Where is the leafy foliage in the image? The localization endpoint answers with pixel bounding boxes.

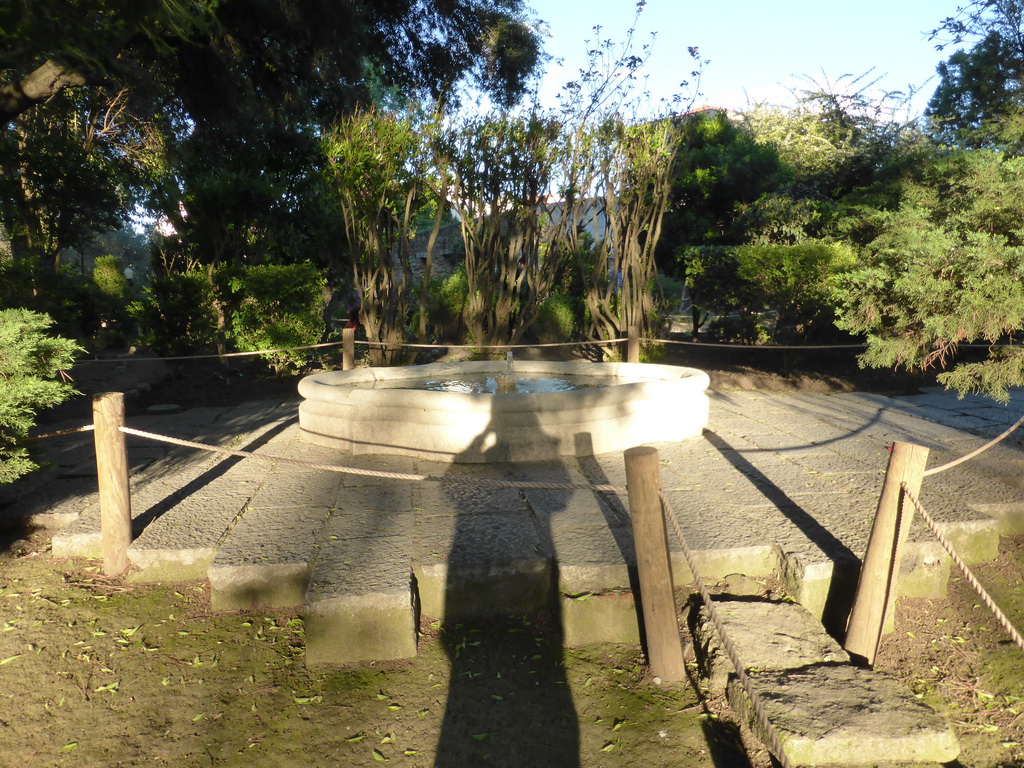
[659,110,786,257]
[226,263,327,374]
[733,241,856,342]
[685,242,854,343]
[0,309,81,484]
[420,268,470,345]
[0,260,99,340]
[927,0,1024,149]
[324,107,429,364]
[128,270,217,356]
[532,292,579,344]
[445,110,566,348]
[91,255,128,300]
[832,150,1024,401]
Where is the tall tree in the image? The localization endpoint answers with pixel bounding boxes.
[324,107,426,365]
[927,0,1024,148]
[659,109,786,257]
[0,0,215,123]
[2,0,544,274]
[445,111,566,349]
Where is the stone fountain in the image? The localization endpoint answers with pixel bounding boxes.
[297,358,710,463]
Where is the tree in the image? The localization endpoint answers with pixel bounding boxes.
[226,263,327,374]
[0,309,81,484]
[745,72,908,202]
[927,0,1024,148]
[324,107,428,365]
[445,111,566,349]
[0,86,138,271]
[2,0,544,346]
[659,109,786,255]
[550,10,696,351]
[561,113,680,346]
[0,0,216,123]
[832,148,1024,402]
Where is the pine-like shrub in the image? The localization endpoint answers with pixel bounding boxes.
[0,309,82,484]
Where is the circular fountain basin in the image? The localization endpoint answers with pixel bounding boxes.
[298,360,710,463]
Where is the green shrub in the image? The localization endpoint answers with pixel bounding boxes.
[732,241,856,342]
[225,262,327,374]
[532,292,578,343]
[703,313,772,345]
[423,267,469,343]
[91,255,128,299]
[128,271,218,356]
[89,255,133,348]
[0,261,98,341]
[0,309,82,484]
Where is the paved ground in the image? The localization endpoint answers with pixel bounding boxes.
[5,384,1024,765]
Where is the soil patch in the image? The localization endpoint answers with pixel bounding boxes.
[0,536,754,767]
[876,536,1024,768]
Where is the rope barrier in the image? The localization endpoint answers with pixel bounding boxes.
[74,341,346,365]
[651,338,866,350]
[26,424,95,440]
[68,333,872,367]
[658,490,793,768]
[117,426,625,493]
[901,484,1024,654]
[72,336,623,365]
[357,338,625,350]
[924,411,1024,476]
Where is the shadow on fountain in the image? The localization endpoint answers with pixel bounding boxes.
[433,409,580,768]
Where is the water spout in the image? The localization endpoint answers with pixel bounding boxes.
[496,351,518,393]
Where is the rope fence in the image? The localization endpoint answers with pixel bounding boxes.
[660,489,794,768]
[117,426,624,493]
[27,424,95,441]
[359,337,625,350]
[924,411,1024,477]
[901,484,1024,654]
[68,331,879,366]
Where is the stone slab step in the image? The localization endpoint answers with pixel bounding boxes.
[208,500,333,610]
[304,515,416,665]
[692,599,960,766]
[730,666,961,766]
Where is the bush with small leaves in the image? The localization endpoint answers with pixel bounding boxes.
[0,309,82,484]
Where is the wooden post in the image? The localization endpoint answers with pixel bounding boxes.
[93,392,132,577]
[342,326,355,371]
[844,441,930,665]
[625,446,685,681]
[626,325,640,364]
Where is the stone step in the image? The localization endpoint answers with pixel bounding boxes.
[691,599,961,766]
[304,516,417,665]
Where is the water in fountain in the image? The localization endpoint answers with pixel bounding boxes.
[372,352,603,394]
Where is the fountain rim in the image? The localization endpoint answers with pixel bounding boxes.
[298,360,709,412]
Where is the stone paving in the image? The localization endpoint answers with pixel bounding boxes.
[6,384,1024,766]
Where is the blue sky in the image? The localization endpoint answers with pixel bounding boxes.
[526,0,965,117]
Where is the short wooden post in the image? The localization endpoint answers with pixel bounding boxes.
[93,392,132,577]
[342,326,355,371]
[625,446,685,681]
[626,325,640,364]
[844,441,930,665]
